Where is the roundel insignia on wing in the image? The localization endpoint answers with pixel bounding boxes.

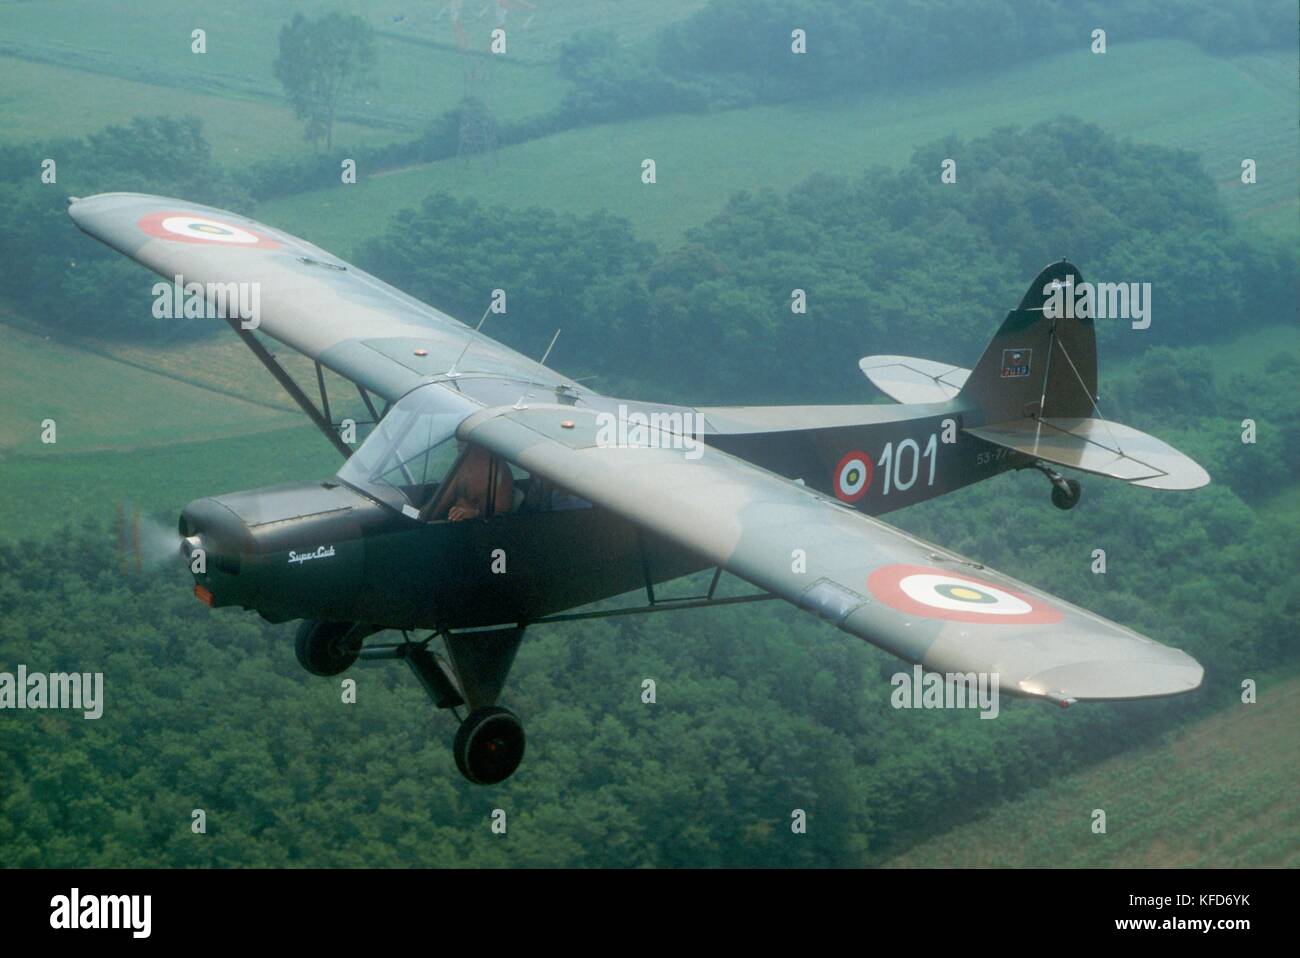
[138,211,280,248]
[833,450,873,503]
[866,564,1063,624]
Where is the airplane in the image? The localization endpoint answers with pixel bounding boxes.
[69,193,1210,785]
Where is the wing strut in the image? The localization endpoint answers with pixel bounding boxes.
[356,384,381,424]
[226,318,353,459]
[533,591,776,624]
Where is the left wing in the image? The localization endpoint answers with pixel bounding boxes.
[68,192,567,403]
[463,403,1203,704]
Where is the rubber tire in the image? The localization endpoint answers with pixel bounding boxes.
[294,620,360,676]
[1051,478,1082,511]
[454,706,526,785]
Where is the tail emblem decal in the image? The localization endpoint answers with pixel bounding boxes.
[1000,348,1032,379]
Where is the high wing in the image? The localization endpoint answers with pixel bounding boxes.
[462,403,1203,704]
[67,192,569,404]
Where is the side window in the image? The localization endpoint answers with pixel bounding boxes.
[424,445,519,522]
[337,384,598,520]
[421,450,600,521]
[515,470,591,514]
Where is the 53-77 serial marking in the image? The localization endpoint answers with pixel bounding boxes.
[975,447,1011,466]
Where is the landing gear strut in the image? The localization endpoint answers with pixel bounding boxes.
[297,623,529,785]
[1028,461,1082,510]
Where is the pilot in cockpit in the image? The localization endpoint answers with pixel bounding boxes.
[444,442,514,521]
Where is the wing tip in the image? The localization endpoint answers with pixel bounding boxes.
[1130,462,1212,491]
[1019,654,1205,702]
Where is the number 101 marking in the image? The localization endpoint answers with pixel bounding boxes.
[878,434,938,494]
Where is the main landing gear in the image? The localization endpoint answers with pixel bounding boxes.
[294,620,527,785]
[453,706,526,786]
[1026,461,1082,510]
[294,620,366,676]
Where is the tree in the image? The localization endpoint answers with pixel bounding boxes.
[272,12,376,150]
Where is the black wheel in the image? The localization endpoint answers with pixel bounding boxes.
[453,706,526,785]
[1051,478,1082,511]
[294,620,361,676]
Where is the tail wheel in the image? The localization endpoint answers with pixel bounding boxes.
[1051,478,1082,511]
[294,620,361,676]
[454,706,526,785]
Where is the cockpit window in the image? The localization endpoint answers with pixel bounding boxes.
[336,384,476,512]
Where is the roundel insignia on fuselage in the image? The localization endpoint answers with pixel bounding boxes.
[866,564,1063,624]
[833,450,873,503]
[138,211,280,249]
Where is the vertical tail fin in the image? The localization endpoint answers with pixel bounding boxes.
[960,260,1097,425]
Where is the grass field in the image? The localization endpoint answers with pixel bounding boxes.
[0,322,343,541]
[88,328,369,421]
[257,40,1299,257]
[0,320,302,454]
[0,55,407,160]
[1105,324,1298,383]
[0,424,341,542]
[886,667,1300,868]
[0,0,580,143]
[366,0,709,63]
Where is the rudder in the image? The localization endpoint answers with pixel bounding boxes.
[960,260,1097,425]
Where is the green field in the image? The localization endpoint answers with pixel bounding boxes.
[3,9,1290,250]
[1105,324,1298,383]
[887,667,1300,868]
[0,54,407,160]
[0,0,580,144]
[0,314,372,541]
[0,321,302,455]
[84,326,368,418]
[0,321,333,540]
[365,0,709,63]
[257,39,1299,256]
[0,421,340,542]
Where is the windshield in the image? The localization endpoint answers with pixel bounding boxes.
[337,383,478,511]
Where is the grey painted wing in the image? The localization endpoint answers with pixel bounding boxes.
[67,192,565,402]
[464,404,1204,704]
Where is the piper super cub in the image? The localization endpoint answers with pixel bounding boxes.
[70,193,1209,785]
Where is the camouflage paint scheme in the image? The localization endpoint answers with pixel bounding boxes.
[70,193,1208,707]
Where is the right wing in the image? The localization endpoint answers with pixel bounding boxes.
[463,403,1204,704]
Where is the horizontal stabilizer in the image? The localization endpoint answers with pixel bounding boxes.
[965,417,1210,490]
[859,355,970,404]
